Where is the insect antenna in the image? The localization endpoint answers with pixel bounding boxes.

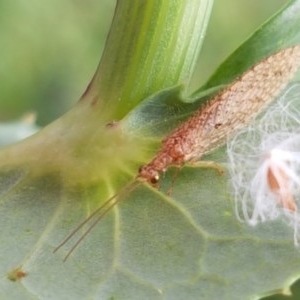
[54,179,141,261]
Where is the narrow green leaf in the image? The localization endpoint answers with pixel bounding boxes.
[198,0,300,92]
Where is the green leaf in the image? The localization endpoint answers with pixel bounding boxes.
[1,1,300,300]
[122,84,223,137]
[198,0,300,93]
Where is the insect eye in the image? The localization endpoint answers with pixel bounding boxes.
[150,175,160,184]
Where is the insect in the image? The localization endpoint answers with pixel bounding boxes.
[55,45,300,260]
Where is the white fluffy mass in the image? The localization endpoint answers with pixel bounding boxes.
[227,83,300,246]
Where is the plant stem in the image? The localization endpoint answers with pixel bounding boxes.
[81,0,213,120]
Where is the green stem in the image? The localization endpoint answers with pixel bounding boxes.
[82,0,213,119]
[0,0,214,186]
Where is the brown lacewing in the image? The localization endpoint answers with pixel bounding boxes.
[54,45,300,260]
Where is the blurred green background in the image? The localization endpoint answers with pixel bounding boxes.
[0,0,288,126]
[1,0,299,299]
[0,0,115,125]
